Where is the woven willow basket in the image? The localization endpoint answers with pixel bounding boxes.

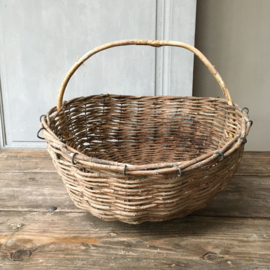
[40,40,252,224]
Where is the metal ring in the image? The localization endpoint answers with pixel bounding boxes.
[37,127,46,140]
[214,151,224,161]
[172,165,182,177]
[241,107,249,114]
[40,114,46,122]
[123,165,127,176]
[71,153,78,165]
[245,120,253,127]
[237,136,247,144]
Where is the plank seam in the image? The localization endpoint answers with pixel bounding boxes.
[0,209,270,220]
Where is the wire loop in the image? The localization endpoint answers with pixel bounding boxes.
[241,107,249,114]
[214,151,224,161]
[40,114,46,122]
[37,127,46,140]
[172,165,182,177]
[237,136,247,144]
[245,120,253,127]
[71,153,78,165]
[123,165,128,176]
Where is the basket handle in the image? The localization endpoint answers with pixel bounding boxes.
[57,39,233,110]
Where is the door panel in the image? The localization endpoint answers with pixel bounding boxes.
[0,0,196,148]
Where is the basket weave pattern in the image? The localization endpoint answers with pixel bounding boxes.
[41,40,251,224]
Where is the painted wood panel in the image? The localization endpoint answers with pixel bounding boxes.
[0,0,196,148]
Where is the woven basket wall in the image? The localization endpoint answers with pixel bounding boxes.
[40,40,252,224]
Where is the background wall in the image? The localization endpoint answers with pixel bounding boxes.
[193,0,270,151]
[0,0,197,149]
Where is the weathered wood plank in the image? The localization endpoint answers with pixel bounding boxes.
[0,172,78,212]
[0,150,54,173]
[0,150,269,269]
[1,212,270,270]
[235,152,270,176]
[1,150,270,176]
[0,150,50,159]
[194,176,270,218]
[0,172,269,218]
[0,159,55,173]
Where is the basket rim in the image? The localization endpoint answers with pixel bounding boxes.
[41,95,251,176]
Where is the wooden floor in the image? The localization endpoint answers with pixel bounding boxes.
[0,150,270,270]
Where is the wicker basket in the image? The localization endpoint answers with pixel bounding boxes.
[39,40,252,224]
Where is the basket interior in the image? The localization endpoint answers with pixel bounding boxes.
[48,95,242,165]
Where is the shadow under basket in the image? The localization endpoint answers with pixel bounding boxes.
[39,40,252,224]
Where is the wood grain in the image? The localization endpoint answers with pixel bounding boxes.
[0,151,269,218]
[0,150,54,173]
[1,212,270,270]
[0,150,269,269]
[0,172,78,212]
[194,175,270,218]
[236,152,270,176]
[0,172,270,219]
[0,150,51,159]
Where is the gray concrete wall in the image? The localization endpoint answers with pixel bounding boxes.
[193,0,270,151]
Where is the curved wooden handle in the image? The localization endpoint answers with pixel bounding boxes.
[57,39,233,110]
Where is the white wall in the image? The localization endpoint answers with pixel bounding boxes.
[0,0,197,149]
